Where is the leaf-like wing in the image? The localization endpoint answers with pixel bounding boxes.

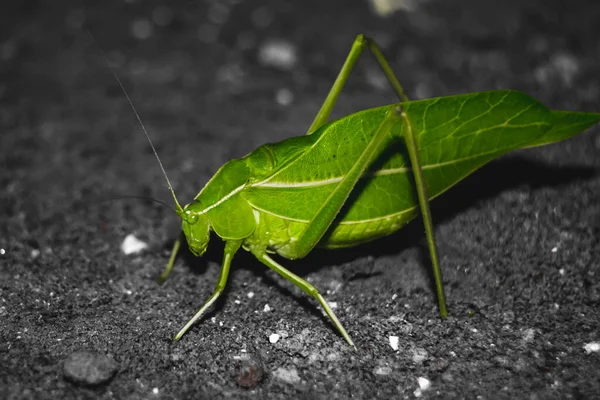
[524,110,600,148]
[243,91,599,227]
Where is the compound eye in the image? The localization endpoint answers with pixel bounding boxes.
[187,213,199,224]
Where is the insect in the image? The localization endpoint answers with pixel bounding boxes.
[110,34,599,348]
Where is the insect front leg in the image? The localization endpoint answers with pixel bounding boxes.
[173,240,242,342]
[157,232,184,284]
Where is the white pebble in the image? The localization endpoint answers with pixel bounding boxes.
[152,387,159,394]
[247,291,255,299]
[263,303,271,312]
[121,234,148,255]
[389,335,399,351]
[418,376,431,391]
[0,248,5,255]
[269,333,281,344]
[584,342,600,354]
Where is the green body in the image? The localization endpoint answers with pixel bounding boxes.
[153,35,599,347]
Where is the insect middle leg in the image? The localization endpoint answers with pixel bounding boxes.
[248,108,403,346]
[255,252,356,349]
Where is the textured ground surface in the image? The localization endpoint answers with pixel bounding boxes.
[2,0,600,398]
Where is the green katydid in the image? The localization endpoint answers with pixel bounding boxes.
[114,34,599,348]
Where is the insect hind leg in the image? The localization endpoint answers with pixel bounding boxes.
[306,34,410,134]
[311,34,447,319]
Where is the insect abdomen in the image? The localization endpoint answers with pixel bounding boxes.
[321,207,418,248]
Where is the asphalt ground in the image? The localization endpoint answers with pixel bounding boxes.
[1,0,599,398]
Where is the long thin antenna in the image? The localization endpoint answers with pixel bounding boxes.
[99,195,177,212]
[85,29,184,214]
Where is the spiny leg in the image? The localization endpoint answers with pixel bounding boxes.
[306,34,447,319]
[306,34,409,134]
[157,233,183,284]
[173,240,242,342]
[256,252,356,350]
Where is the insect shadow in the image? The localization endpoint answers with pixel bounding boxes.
[173,153,595,321]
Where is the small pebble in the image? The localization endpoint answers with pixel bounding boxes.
[412,347,428,363]
[63,352,117,386]
[269,333,281,344]
[584,342,600,354]
[418,376,431,391]
[522,328,535,343]
[237,358,264,388]
[431,358,449,372]
[374,366,392,375]
[389,335,399,351]
[272,367,301,384]
[121,234,148,255]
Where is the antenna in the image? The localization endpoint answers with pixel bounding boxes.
[85,29,184,214]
